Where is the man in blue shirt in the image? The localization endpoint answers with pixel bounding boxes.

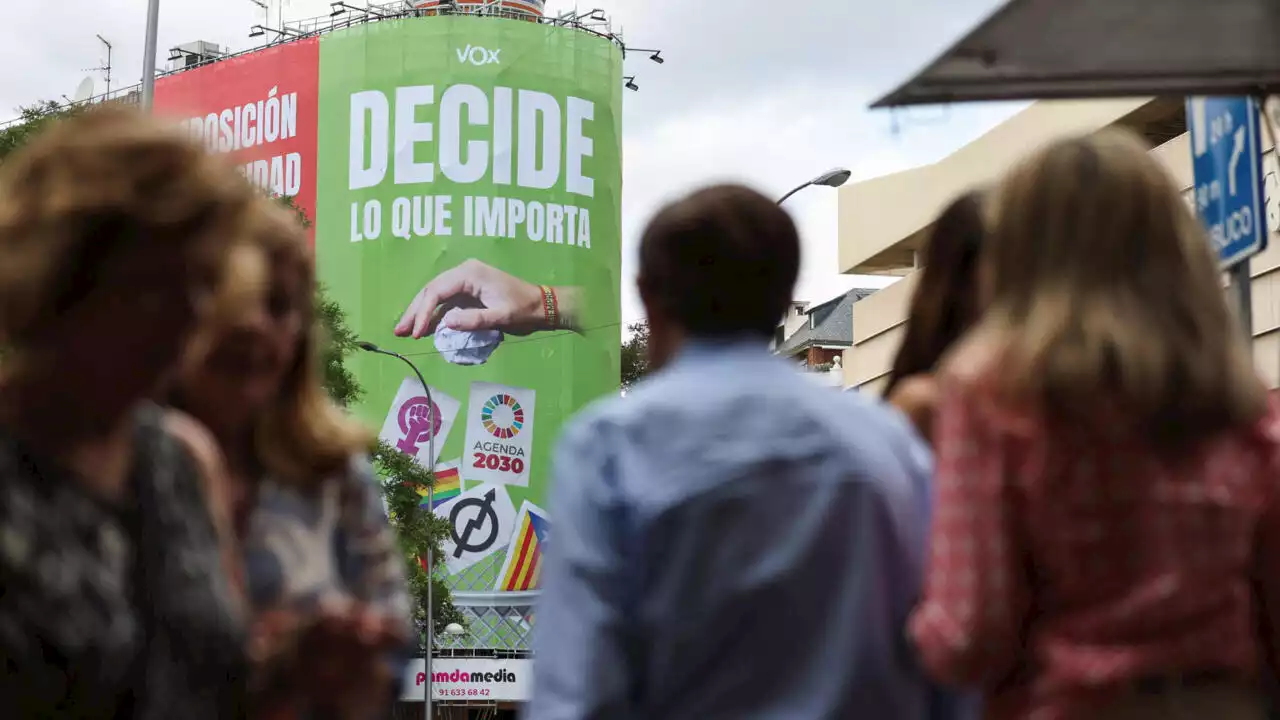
[527,185,974,720]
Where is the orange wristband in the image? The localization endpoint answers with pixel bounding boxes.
[540,285,560,329]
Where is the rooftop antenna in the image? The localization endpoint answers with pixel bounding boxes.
[276,0,297,30]
[247,0,269,25]
[90,35,113,97]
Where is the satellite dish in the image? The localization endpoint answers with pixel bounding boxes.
[73,77,95,103]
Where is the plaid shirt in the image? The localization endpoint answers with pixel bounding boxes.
[909,380,1280,720]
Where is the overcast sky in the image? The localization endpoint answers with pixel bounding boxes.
[0,0,1024,322]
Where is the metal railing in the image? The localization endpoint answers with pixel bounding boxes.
[435,548,539,653]
[283,1,618,48]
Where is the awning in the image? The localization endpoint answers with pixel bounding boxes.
[873,0,1280,108]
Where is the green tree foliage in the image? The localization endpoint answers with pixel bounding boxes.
[282,195,464,641]
[0,101,74,360]
[371,442,468,637]
[621,320,650,392]
[0,101,70,161]
[275,199,364,410]
[316,291,364,408]
[318,294,466,640]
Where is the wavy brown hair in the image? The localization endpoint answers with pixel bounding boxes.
[969,128,1265,450]
[0,104,258,363]
[252,204,371,486]
[185,203,371,487]
[884,191,986,396]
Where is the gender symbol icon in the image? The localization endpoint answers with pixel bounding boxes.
[378,377,461,469]
[397,396,442,455]
[434,483,517,575]
[450,488,500,558]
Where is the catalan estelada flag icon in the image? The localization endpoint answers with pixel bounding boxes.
[495,501,551,592]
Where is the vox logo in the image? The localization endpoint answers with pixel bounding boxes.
[457,45,501,66]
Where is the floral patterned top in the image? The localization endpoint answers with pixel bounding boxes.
[0,403,249,719]
[242,456,413,715]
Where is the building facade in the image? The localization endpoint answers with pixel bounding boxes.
[839,97,1280,393]
[775,290,873,365]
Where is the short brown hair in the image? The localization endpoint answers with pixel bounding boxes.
[0,104,258,349]
[639,184,799,337]
[972,128,1265,450]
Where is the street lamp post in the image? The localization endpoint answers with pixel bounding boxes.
[358,341,436,720]
[777,168,853,205]
[141,0,161,110]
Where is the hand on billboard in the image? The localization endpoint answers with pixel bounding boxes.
[394,259,582,338]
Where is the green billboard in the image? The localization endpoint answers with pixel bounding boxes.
[316,17,622,592]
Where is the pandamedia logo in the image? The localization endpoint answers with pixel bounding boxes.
[457,45,501,66]
[417,669,519,686]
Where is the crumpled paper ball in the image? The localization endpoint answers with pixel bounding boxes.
[434,308,503,366]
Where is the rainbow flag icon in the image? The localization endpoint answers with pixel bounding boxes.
[414,460,462,510]
[495,501,551,592]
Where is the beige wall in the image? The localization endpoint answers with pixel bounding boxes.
[843,273,915,389]
[839,98,1156,275]
[781,302,809,340]
[839,100,1280,393]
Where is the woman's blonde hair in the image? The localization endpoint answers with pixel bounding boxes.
[0,105,258,355]
[972,127,1266,450]
[244,203,371,486]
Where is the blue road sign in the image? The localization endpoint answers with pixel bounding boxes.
[1186,96,1267,269]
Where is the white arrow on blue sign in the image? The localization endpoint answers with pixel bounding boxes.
[1186,96,1267,269]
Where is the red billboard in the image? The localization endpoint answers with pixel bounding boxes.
[155,38,320,239]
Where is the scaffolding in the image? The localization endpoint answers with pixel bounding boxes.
[0,2,622,131]
[410,0,546,22]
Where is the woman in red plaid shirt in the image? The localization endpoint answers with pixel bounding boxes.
[909,128,1280,720]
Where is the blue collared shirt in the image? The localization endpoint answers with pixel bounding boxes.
[526,339,978,720]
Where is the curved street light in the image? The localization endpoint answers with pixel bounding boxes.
[777,168,853,205]
[357,340,436,720]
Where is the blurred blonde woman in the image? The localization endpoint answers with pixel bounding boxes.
[0,106,258,717]
[909,129,1280,720]
[172,203,411,720]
